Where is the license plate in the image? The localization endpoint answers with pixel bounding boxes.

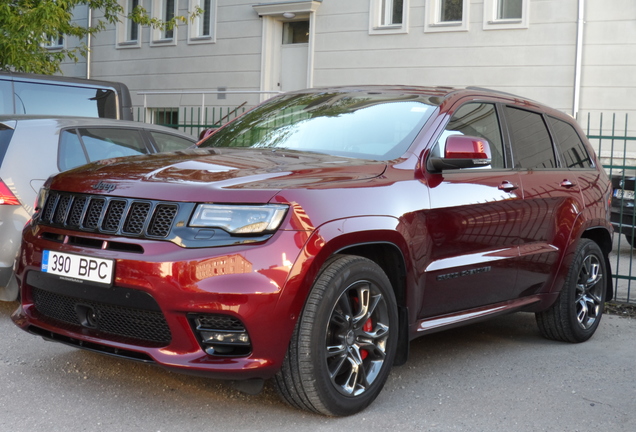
[614,189,635,200]
[41,250,114,285]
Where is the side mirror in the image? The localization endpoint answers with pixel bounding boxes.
[427,135,492,172]
[197,128,218,145]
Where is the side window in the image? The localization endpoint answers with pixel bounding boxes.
[59,130,89,171]
[149,131,194,152]
[505,106,556,169]
[547,116,593,169]
[77,128,149,162]
[433,102,506,169]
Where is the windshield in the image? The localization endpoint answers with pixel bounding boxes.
[199,91,438,160]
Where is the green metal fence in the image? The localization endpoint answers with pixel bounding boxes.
[583,113,636,304]
[135,104,249,137]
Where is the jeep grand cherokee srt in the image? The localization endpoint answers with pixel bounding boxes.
[12,86,613,416]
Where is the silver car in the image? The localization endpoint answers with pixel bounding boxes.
[0,116,196,301]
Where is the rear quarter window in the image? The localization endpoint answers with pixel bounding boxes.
[547,116,593,169]
[149,131,194,152]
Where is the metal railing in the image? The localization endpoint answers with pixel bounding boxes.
[136,105,250,137]
[134,89,282,137]
[583,113,636,304]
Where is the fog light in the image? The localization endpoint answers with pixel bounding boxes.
[189,313,252,357]
[201,331,250,345]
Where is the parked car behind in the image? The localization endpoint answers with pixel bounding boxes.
[12,86,613,416]
[609,170,636,246]
[0,72,133,120]
[0,116,195,301]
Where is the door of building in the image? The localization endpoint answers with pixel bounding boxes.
[280,21,309,92]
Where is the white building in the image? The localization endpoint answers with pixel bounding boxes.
[57,0,636,137]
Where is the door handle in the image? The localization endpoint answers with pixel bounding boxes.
[560,179,576,188]
[498,181,519,192]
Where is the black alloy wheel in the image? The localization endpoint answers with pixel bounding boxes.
[274,255,398,416]
[536,239,607,343]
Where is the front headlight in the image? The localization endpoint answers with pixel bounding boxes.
[189,204,288,234]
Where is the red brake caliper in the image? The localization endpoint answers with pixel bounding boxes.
[360,318,373,360]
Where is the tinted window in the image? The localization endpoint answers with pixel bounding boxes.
[433,103,505,168]
[149,131,194,152]
[547,116,593,169]
[505,107,556,169]
[13,82,117,118]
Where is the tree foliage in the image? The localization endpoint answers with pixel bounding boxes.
[0,0,196,75]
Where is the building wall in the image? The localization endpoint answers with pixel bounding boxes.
[60,0,636,138]
[313,0,578,114]
[579,0,636,137]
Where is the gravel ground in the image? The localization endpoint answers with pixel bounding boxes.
[1,300,635,432]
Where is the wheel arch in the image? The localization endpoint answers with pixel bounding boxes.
[581,226,614,301]
[278,216,413,367]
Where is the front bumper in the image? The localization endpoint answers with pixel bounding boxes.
[12,224,310,380]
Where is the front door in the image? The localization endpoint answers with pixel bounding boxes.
[420,102,525,318]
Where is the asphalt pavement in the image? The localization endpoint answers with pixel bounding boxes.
[1,299,635,432]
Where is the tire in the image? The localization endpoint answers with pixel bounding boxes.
[274,255,398,416]
[536,239,607,343]
[625,233,635,248]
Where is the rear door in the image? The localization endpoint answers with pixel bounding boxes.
[503,106,585,298]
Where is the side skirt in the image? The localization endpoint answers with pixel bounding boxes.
[412,294,552,338]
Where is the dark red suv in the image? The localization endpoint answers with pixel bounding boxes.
[12,86,613,416]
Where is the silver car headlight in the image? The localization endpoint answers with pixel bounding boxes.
[189,204,288,234]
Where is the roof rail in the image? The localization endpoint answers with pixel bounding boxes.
[465,86,539,103]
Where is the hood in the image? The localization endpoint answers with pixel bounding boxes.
[47,148,387,203]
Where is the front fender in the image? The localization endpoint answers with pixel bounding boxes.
[270,216,410,356]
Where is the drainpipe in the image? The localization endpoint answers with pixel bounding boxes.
[86,7,92,79]
[572,0,584,118]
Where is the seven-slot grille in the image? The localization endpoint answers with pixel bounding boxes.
[40,191,179,239]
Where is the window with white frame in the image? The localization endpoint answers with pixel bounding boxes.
[424,0,469,32]
[369,0,409,35]
[483,0,529,30]
[43,35,64,50]
[188,0,217,43]
[116,0,141,48]
[151,0,177,45]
